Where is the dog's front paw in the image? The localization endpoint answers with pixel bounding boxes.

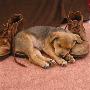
[56,59,67,66]
[65,54,75,63]
[61,60,67,66]
[42,63,50,69]
[68,58,75,63]
[47,59,56,66]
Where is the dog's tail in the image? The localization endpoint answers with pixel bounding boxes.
[14,57,27,67]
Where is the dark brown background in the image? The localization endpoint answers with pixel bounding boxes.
[0,0,89,28]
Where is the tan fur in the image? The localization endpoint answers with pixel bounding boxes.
[14,27,83,68]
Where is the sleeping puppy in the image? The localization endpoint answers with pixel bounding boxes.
[14,26,82,68]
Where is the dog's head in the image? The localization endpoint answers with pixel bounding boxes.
[51,31,82,57]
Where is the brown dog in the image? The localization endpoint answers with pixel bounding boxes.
[14,26,83,68]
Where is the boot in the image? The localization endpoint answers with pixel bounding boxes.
[0,14,23,58]
[67,11,89,57]
[67,11,86,41]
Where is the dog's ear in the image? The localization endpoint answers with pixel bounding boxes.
[50,32,60,43]
[74,34,83,44]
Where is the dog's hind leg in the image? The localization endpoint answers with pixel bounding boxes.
[15,32,50,68]
[32,48,56,66]
[29,48,52,69]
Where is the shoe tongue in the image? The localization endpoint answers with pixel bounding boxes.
[73,20,79,22]
[73,20,79,25]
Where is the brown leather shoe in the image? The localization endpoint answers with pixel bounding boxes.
[0,14,23,57]
[67,11,86,41]
[67,11,89,57]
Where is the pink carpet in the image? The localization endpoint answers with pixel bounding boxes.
[0,23,90,90]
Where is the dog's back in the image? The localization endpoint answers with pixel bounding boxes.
[20,26,67,40]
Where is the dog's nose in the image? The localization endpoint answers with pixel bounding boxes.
[60,53,65,58]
